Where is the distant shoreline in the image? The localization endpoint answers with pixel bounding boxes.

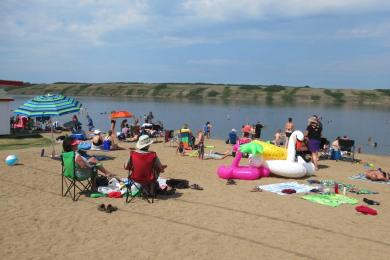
[2,83,390,107]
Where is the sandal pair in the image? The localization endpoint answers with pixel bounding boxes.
[189,184,203,190]
[97,204,118,213]
[226,179,236,185]
[250,187,262,192]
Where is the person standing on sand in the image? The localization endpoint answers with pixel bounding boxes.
[146,112,154,124]
[203,121,212,139]
[254,121,264,139]
[86,113,94,131]
[305,116,323,170]
[284,117,294,147]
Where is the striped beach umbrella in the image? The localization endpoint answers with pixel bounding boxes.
[14,94,82,158]
[14,94,81,117]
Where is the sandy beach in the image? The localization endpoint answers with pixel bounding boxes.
[1,138,389,260]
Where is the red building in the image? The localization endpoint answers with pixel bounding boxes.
[0,80,24,87]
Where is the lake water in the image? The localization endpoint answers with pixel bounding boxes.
[10,96,390,156]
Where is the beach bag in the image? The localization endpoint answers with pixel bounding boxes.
[96,175,109,187]
[166,178,189,189]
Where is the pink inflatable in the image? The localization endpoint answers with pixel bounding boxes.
[217,151,270,180]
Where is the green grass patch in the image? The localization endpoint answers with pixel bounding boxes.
[152,84,168,96]
[281,87,299,103]
[356,91,377,100]
[207,90,219,97]
[136,88,149,96]
[186,87,206,98]
[324,89,345,103]
[222,87,232,99]
[0,134,51,151]
[239,85,262,91]
[263,85,286,93]
[125,88,134,95]
[375,89,390,96]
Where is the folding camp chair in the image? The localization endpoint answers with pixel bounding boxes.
[319,138,330,159]
[125,151,157,204]
[164,130,174,146]
[339,139,355,162]
[179,129,192,149]
[61,151,95,201]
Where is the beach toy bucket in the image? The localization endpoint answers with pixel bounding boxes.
[103,140,111,151]
[78,142,91,151]
[5,155,18,166]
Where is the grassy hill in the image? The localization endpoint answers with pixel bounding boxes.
[1,82,389,107]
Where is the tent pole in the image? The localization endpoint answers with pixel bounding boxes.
[51,123,55,158]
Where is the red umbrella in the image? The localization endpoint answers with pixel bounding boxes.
[110,111,133,119]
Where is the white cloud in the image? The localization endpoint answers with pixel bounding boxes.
[0,0,150,45]
[181,0,390,21]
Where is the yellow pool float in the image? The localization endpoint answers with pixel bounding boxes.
[252,140,287,160]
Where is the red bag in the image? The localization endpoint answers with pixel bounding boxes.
[108,191,122,198]
[355,205,378,215]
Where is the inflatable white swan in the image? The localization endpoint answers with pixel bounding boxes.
[264,130,315,178]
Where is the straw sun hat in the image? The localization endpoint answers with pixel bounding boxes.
[136,135,154,149]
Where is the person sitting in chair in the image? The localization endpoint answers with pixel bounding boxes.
[124,135,167,175]
[63,137,115,190]
[124,135,169,194]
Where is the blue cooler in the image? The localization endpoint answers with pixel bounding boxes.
[70,133,86,140]
[103,140,111,151]
[331,149,342,160]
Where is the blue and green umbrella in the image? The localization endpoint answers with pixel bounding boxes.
[14,94,81,117]
[14,94,82,157]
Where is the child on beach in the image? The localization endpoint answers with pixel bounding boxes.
[176,142,185,155]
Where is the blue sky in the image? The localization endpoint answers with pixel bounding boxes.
[1,0,390,89]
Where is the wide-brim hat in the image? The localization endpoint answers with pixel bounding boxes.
[308,117,317,124]
[93,129,102,135]
[136,135,154,149]
[231,128,237,132]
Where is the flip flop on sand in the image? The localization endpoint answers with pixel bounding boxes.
[189,184,204,190]
[363,198,380,206]
[226,179,236,185]
[250,187,262,192]
[97,204,106,212]
[105,204,118,213]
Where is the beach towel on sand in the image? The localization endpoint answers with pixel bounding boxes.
[312,179,378,195]
[302,194,358,207]
[258,182,314,195]
[349,173,390,185]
